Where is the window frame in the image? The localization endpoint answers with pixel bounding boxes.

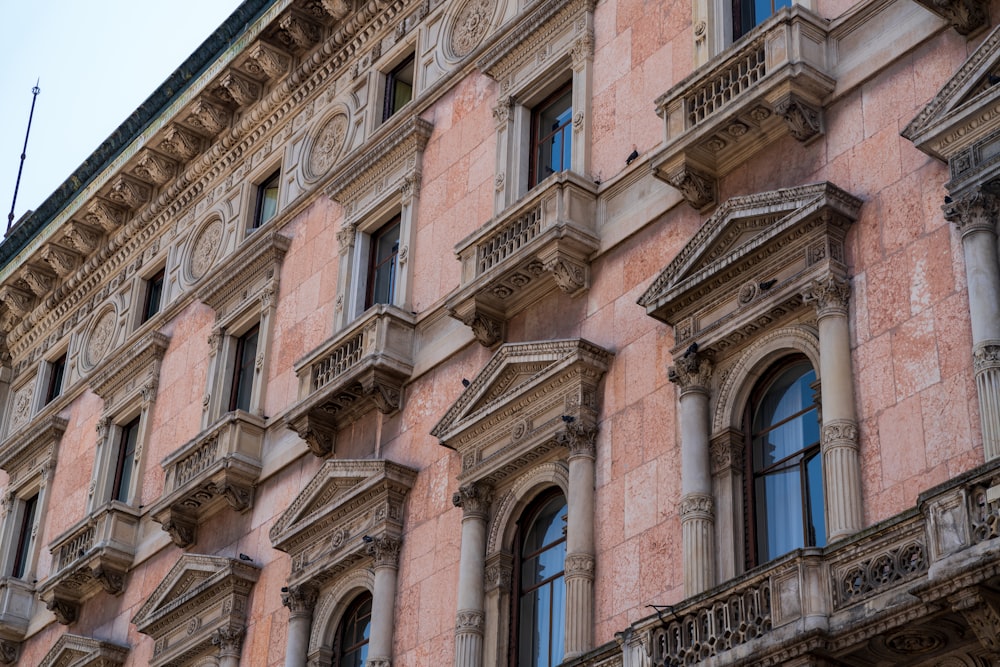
[228,322,261,413]
[364,215,402,311]
[252,169,282,231]
[140,266,166,325]
[43,353,66,406]
[9,492,38,580]
[381,52,415,123]
[529,83,574,189]
[336,591,373,667]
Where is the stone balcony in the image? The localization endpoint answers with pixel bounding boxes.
[651,7,835,211]
[0,577,34,662]
[284,305,416,457]
[150,411,265,548]
[38,502,141,625]
[570,459,1000,667]
[447,171,600,347]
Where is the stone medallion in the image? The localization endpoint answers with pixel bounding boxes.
[307,112,349,180]
[189,219,224,280]
[449,0,497,59]
[85,309,117,370]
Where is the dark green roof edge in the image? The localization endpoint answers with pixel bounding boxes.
[0,0,277,270]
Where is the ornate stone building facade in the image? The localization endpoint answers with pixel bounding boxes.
[0,0,999,664]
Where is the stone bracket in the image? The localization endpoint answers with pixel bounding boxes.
[909,0,989,35]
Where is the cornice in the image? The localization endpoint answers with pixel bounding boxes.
[196,231,291,315]
[37,633,129,667]
[0,414,66,481]
[90,332,170,403]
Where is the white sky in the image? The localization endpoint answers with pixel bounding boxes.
[0,1,244,229]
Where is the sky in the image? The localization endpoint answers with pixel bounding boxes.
[0,1,245,229]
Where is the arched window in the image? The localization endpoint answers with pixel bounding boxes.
[513,490,567,667]
[745,356,824,567]
[337,592,372,667]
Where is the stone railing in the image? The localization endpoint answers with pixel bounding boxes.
[447,171,599,346]
[651,6,835,211]
[284,305,415,458]
[38,502,141,625]
[150,411,265,548]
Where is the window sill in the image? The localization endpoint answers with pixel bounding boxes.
[446,171,600,347]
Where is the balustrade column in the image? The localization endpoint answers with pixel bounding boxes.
[366,536,402,667]
[669,353,715,596]
[211,627,244,667]
[452,483,492,667]
[559,422,598,660]
[803,275,863,542]
[945,189,1000,461]
[282,584,318,667]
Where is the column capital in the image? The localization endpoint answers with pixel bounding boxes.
[484,553,513,592]
[973,340,1000,373]
[944,188,1000,238]
[557,421,598,459]
[821,419,859,450]
[679,492,715,521]
[801,275,851,318]
[452,482,493,519]
[366,535,402,569]
[564,553,596,580]
[669,352,713,393]
[455,609,486,632]
[211,626,245,658]
[282,583,319,617]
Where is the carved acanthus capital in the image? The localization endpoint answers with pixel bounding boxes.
[944,188,1000,237]
[282,583,319,616]
[710,429,743,474]
[461,309,504,347]
[668,352,713,393]
[366,535,402,568]
[336,225,357,253]
[484,558,513,592]
[973,341,1000,374]
[910,0,988,34]
[564,553,596,579]
[679,493,715,521]
[557,421,598,459]
[774,94,823,142]
[570,30,595,69]
[492,96,514,125]
[547,258,588,294]
[46,597,78,625]
[801,275,851,318]
[455,609,486,632]
[452,482,493,519]
[949,585,1000,653]
[667,165,716,211]
[211,626,246,656]
[822,419,859,450]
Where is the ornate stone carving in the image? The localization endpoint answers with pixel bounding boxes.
[216,71,261,107]
[186,99,231,136]
[366,535,402,568]
[666,165,716,210]
[64,221,101,254]
[190,219,224,279]
[484,560,512,591]
[973,341,1000,373]
[282,584,319,615]
[548,258,587,293]
[321,0,351,19]
[450,0,497,58]
[336,224,356,250]
[668,352,713,392]
[85,309,117,369]
[0,285,35,319]
[452,482,493,518]
[277,12,321,49]
[106,174,152,210]
[558,421,598,459]
[133,149,177,185]
[774,94,822,142]
[570,30,595,68]
[909,0,988,35]
[0,640,16,665]
[565,553,596,577]
[709,431,742,474]
[40,244,80,277]
[822,419,859,449]
[158,125,203,160]
[309,113,349,178]
[943,188,999,236]
[679,493,715,520]
[84,198,127,232]
[211,626,246,655]
[455,608,486,630]
[161,513,198,548]
[950,586,1000,653]
[492,96,513,125]
[46,597,78,625]
[20,264,55,296]
[801,275,851,318]
[463,310,504,347]
[245,41,291,78]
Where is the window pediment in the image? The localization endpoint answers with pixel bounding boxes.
[195,231,290,323]
[38,633,128,667]
[431,338,611,486]
[91,332,169,411]
[637,182,861,355]
[903,24,1000,193]
[131,554,259,667]
[269,459,417,587]
[0,414,65,485]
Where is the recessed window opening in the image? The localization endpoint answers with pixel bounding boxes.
[365,216,401,309]
[382,54,415,122]
[229,324,260,413]
[732,0,791,41]
[11,493,38,579]
[529,84,573,188]
[253,170,281,230]
[111,417,141,503]
[45,355,67,405]
[142,268,165,323]
[337,591,373,667]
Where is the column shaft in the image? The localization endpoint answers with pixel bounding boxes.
[368,565,397,663]
[452,484,491,667]
[282,585,317,667]
[562,424,597,660]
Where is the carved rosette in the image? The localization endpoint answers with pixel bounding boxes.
[944,189,999,237]
[667,165,716,210]
[189,220,224,280]
[452,482,493,519]
[564,553,596,579]
[822,419,859,451]
[84,309,117,370]
[801,275,851,318]
[668,353,713,394]
[449,0,497,58]
[679,493,715,522]
[282,583,319,617]
[774,94,823,142]
[308,113,349,179]
[211,626,245,656]
[973,341,1000,374]
[557,422,598,459]
[366,535,402,569]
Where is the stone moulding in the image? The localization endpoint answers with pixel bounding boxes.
[269,459,418,588]
[0,577,34,664]
[0,414,66,484]
[650,7,836,210]
[431,338,612,487]
[90,332,170,412]
[446,171,600,347]
[37,633,128,667]
[149,411,266,548]
[132,554,259,667]
[637,182,862,357]
[284,304,416,457]
[195,231,291,320]
[38,502,142,625]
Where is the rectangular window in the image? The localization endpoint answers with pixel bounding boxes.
[382,54,414,122]
[10,494,38,579]
[141,268,165,324]
[253,170,281,230]
[229,324,260,413]
[45,355,66,405]
[529,84,573,188]
[365,217,401,309]
[112,417,141,503]
[732,0,790,41]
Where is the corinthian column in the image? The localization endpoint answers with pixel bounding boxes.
[452,483,492,667]
[558,422,598,660]
[211,627,245,667]
[802,275,863,542]
[945,190,1000,461]
[365,536,401,667]
[282,583,318,667]
[669,352,715,596]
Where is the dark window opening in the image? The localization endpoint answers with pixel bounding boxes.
[365,216,401,309]
[337,592,372,667]
[112,417,141,503]
[382,54,415,122]
[732,0,791,41]
[45,355,66,405]
[142,268,165,323]
[11,494,38,579]
[529,84,573,188]
[229,324,260,413]
[253,170,281,230]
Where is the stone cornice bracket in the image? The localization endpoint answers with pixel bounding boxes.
[668,352,713,394]
[366,535,402,569]
[910,0,989,35]
[0,284,34,319]
[547,257,588,294]
[453,482,494,519]
[801,274,851,318]
[132,149,178,186]
[185,99,232,136]
[948,585,1000,653]
[774,93,823,142]
[944,188,1000,237]
[973,340,1000,372]
[679,492,715,521]
[158,124,204,160]
[84,198,127,232]
[106,174,152,211]
[244,41,291,79]
[161,511,198,548]
[64,221,102,254]
[45,598,78,625]
[40,244,80,277]
[286,410,337,457]
[215,70,262,107]
[665,164,717,212]
[557,421,598,459]
[321,0,352,21]
[282,583,319,617]
[453,303,505,348]
[276,10,322,50]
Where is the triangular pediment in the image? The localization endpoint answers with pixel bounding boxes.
[638,182,862,326]
[39,634,128,667]
[904,24,1000,162]
[431,339,613,452]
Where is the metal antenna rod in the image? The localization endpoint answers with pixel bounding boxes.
[7,80,41,231]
